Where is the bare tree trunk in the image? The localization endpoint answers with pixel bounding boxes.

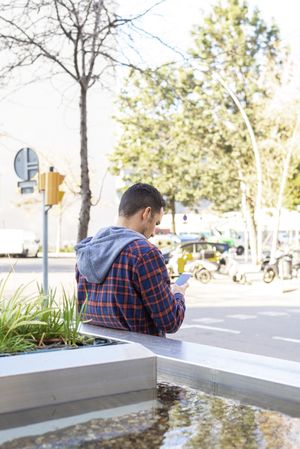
[245,198,257,265]
[170,197,176,234]
[215,74,262,263]
[240,176,257,263]
[77,85,91,242]
[240,181,249,262]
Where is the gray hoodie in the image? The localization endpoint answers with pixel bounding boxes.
[75,226,146,283]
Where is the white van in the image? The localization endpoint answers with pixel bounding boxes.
[0,229,40,257]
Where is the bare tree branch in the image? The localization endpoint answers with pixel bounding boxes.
[91,168,108,206]
[0,15,78,81]
[0,0,180,240]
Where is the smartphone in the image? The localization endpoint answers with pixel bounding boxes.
[175,273,192,285]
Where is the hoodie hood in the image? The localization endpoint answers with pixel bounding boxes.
[75,226,146,283]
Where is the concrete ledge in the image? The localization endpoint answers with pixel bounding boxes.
[0,342,156,414]
[80,323,300,416]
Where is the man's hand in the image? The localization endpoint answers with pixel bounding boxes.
[171,282,189,296]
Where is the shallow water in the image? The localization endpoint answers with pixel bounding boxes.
[1,383,300,449]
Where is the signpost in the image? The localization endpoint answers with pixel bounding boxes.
[38,167,65,298]
[14,149,65,298]
[42,184,50,298]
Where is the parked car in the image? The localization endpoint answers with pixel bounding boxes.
[167,240,229,276]
[0,229,40,257]
[198,229,245,255]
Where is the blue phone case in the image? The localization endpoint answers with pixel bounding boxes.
[175,273,192,285]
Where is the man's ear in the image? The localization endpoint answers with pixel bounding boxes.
[141,207,152,221]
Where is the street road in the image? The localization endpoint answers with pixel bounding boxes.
[170,275,300,362]
[0,256,75,273]
[1,256,300,362]
[0,256,76,298]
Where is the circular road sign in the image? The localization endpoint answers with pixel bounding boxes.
[14,148,39,181]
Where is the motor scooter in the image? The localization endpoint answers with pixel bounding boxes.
[218,252,249,283]
[262,253,293,283]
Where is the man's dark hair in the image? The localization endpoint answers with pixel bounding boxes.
[119,183,166,217]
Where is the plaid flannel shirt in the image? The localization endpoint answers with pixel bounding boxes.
[76,239,185,336]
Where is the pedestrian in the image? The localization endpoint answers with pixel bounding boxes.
[75,183,187,336]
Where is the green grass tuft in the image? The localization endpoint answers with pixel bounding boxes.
[0,276,88,354]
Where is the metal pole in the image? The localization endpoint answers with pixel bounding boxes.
[42,166,55,299]
[42,190,49,297]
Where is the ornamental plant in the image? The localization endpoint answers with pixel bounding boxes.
[0,276,89,355]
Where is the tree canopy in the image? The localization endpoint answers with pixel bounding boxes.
[111,0,289,214]
[110,67,208,231]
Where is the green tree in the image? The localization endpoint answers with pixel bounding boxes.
[248,64,300,258]
[111,0,296,260]
[285,161,300,209]
[185,0,288,260]
[110,67,206,233]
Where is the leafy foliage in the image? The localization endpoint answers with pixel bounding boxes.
[187,0,289,212]
[110,67,207,230]
[285,161,300,209]
[110,0,292,221]
[0,277,88,354]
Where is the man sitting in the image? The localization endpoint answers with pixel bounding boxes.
[75,183,187,336]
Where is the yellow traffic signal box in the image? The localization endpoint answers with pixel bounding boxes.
[44,171,65,206]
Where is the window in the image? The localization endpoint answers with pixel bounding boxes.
[182,244,193,254]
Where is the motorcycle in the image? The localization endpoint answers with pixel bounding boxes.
[262,253,298,283]
[218,252,249,283]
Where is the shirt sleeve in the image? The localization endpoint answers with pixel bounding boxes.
[133,246,186,334]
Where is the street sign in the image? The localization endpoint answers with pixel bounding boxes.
[14,148,39,181]
[17,180,36,194]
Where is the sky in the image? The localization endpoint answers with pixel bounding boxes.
[120,0,300,63]
[1,0,300,244]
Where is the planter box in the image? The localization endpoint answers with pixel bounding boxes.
[0,342,156,414]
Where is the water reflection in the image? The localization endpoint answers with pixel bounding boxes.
[1,383,300,448]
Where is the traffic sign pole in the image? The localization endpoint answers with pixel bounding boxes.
[42,190,49,298]
[14,153,65,299]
